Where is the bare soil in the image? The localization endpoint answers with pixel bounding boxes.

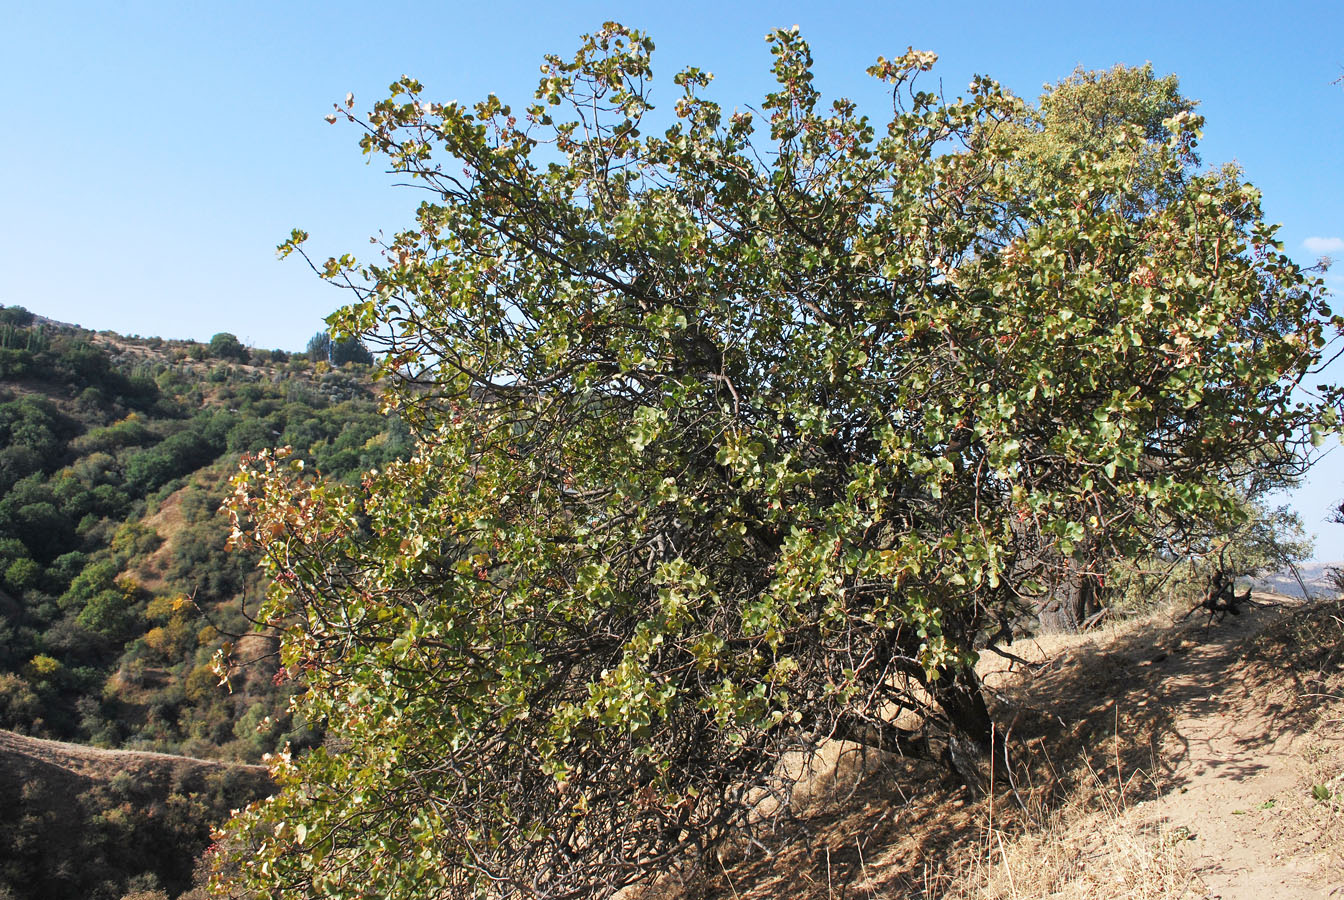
[1122,599,1344,898]
[0,726,268,784]
[677,594,1344,899]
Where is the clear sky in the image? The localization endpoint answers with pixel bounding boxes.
[2,0,1342,555]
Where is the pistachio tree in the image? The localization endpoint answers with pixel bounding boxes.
[215,24,1337,899]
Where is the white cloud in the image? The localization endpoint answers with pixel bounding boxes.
[1304,236,1344,254]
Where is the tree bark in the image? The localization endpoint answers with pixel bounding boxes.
[929,665,998,789]
[1072,571,1103,629]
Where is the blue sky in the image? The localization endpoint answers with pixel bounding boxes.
[2,0,1342,555]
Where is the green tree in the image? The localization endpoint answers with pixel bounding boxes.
[124,428,221,494]
[981,65,1303,629]
[329,336,373,367]
[304,330,331,363]
[306,328,373,367]
[992,62,1198,220]
[220,25,1339,898]
[0,305,35,327]
[208,332,247,361]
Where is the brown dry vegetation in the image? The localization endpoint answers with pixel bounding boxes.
[127,466,236,593]
[644,594,1344,900]
[0,725,268,790]
[130,480,201,593]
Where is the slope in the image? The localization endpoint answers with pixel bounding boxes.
[0,303,407,899]
[0,304,406,761]
[0,727,270,900]
[675,594,1344,899]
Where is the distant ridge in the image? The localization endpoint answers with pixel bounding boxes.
[0,726,270,776]
[1249,561,1341,599]
[0,727,271,899]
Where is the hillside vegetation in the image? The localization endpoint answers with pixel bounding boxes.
[0,304,406,760]
[0,729,269,900]
[0,304,407,899]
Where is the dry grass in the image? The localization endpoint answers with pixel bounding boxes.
[669,594,1344,900]
[927,757,1201,900]
[939,594,1344,900]
[129,467,231,592]
[1238,599,1344,881]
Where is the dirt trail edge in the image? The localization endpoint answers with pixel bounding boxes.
[0,726,270,774]
[1119,597,1344,899]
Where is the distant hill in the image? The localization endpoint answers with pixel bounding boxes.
[1250,561,1342,599]
[0,727,269,899]
[0,303,404,899]
[0,304,405,758]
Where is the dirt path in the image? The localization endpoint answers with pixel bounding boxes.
[648,596,1344,900]
[1127,601,1344,899]
[0,727,268,774]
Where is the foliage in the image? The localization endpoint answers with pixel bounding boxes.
[991,62,1197,221]
[329,336,373,367]
[0,316,407,764]
[208,334,247,362]
[304,330,331,364]
[223,25,1339,898]
[305,329,373,367]
[0,305,36,328]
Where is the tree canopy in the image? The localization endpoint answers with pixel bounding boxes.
[304,330,331,363]
[219,24,1339,899]
[209,332,248,361]
[306,329,374,367]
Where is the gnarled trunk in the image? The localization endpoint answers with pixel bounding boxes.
[928,665,998,788]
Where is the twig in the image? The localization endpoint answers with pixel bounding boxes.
[718,856,742,900]
[1114,704,1126,808]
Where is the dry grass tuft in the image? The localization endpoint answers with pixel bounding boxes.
[672,594,1344,899]
[927,768,1201,900]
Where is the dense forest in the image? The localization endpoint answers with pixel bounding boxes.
[0,305,408,899]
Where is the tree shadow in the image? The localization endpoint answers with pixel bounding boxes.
[990,598,1338,811]
[684,596,1343,899]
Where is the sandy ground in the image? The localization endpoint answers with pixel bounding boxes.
[684,594,1344,899]
[1121,601,1344,899]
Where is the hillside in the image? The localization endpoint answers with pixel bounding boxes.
[1251,561,1342,599]
[0,728,270,900]
[663,594,1344,899]
[0,304,405,759]
[0,303,404,899]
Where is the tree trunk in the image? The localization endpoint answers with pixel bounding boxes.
[1073,571,1102,628]
[929,665,997,789]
